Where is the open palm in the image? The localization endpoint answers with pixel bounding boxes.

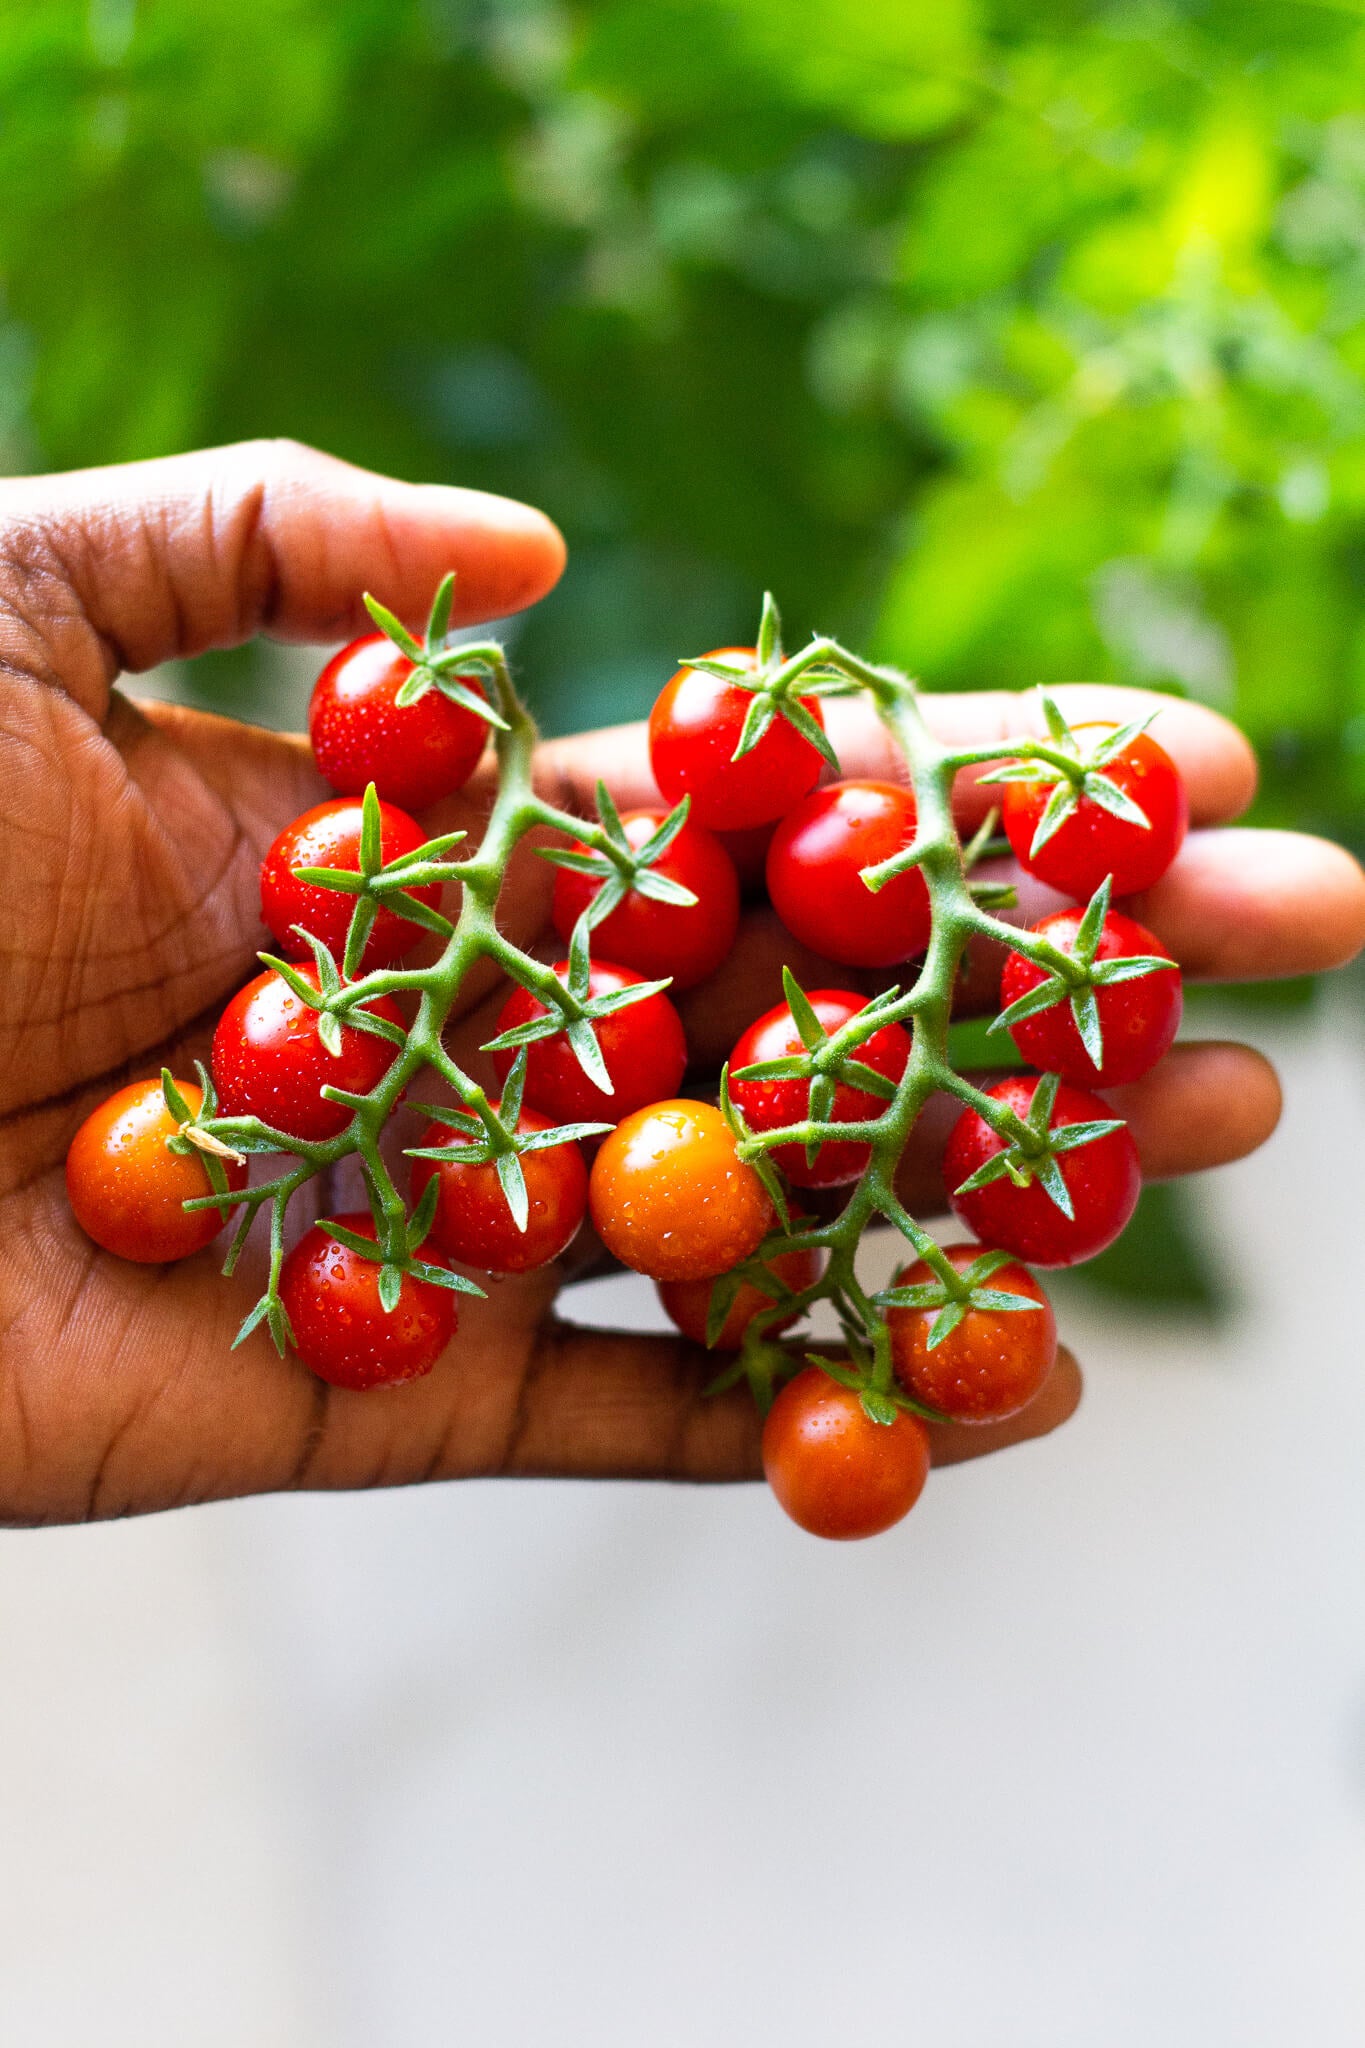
[2,442,1362,1526]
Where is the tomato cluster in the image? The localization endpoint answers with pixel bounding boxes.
[64,588,1190,1541]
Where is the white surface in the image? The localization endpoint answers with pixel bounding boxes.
[1,1012,1363,2046]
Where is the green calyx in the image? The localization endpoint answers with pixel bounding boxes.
[949,1071,1126,1222]
[289,780,465,978]
[988,875,1174,1066]
[536,781,698,928]
[873,1247,1040,1351]
[977,694,1156,859]
[320,1175,486,1314]
[479,914,673,1097]
[404,1048,610,1233]
[365,572,510,730]
[680,592,843,773]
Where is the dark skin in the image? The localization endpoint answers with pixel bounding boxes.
[3,441,1364,1527]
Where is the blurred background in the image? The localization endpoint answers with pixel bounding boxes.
[1,3,1363,2042]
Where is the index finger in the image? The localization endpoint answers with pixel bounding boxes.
[538,681,1259,829]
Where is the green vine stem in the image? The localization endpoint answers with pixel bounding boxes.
[190,594,1137,1390]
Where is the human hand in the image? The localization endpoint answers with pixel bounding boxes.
[3,442,1363,1524]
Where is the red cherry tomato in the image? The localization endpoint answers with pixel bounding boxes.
[887,1244,1056,1423]
[762,1367,930,1540]
[259,797,441,973]
[308,632,489,811]
[211,966,404,1143]
[551,808,740,989]
[65,1079,247,1263]
[728,991,910,1188]
[944,1074,1140,1267]
[648,648,828,831]
[765,781,931,968]
[657,1247,822,1348]
[588,1099,774,1281]
[1001,723,1188,901]
[1000,907,1182,1088]
[491,961,687,1125]
[279,1212,456,1389]
[410,1106,588,1274]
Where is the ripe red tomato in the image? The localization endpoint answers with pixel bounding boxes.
[259,797,441,973]
[589,1099,774,1280]
[762,1368,930,1539]
[65,1079,247,1263]
[551,808,740,989]
[308,632,489,811]
[887,1244,1056,1423]
[648,649,828,830]
[765,781,931,968]
[1000,907,1182,1087]
[657,1247,821,1348]
[1001,723,1187,900]
[491,961,687,1124]
[944,1074,1140,1267]
[211,966,404,1143]
[728,991,911,1188]
[279,1213,456,1389]
[410,1107,589,1274]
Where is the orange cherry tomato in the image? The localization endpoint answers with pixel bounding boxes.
[762,1367,930,1539]
[887,1243,1056,1423]
[588,1099,773,1281]
[658,1247,821,1348]
[65,1079,247,1264]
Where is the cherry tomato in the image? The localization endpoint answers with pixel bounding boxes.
[944,1074,1140,1267]
[589,1099,773,1280]
[279,1212,456,1389]
[887,1244,1056,1423]
[551,808,740,989]
[491,961,687,1125]
[657,1247,821,1348]
[1000,907,1182,1088]
[410,1106,588,1274]
[308,632,489,811]
[211,966,404,1143]
[762,1367,930,1540]
[259,797,441,973]
[765,781,931,968]
[648,648,828,831]
[1001,723,1188,900]
[729,991,911,1188]
[65,1079,247,1264]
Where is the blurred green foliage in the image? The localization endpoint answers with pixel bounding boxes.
[4,0,1363,1313]
[2,0,1364,848]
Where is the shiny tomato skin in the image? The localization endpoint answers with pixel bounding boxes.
[657,1247,821,1349]
[589,1099,774,1281]
[766,781,931,969]
[1001,907,1182,1088]
[888,1244,1056,1423]
[944,1073,1140,1267]
[1001,724,1188,901]
[491,961,687,1125]
[410,1106,589,1274]
[729,991,911,1188]
[259,797,441,974]
[648,649,827,831]
[279,1212,455,1390]
[762,1368,930,1540]
[211,966,404,1143]
[551,808,741,989]
[65,1079,247,1264]
[308,632,489,810]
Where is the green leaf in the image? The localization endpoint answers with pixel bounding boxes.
[434,672,509,729]
[394,664,435,709]
[924,1300,968,1349]
[160,1069,193,1125]
[1035,1154,1076,1219]
[566,914,593,996]
[1029,1072,1062,1130]
[378,1262,404,1314]
[777,694,841,772]
[1091,954,1173,986]
[566,1017,611,1094]
[629,868,697,907]
[359,783,384,876]
[1082,772,1151,830]
[968,1288,1043,1313]
[756,590,782,667]
[363,593,422,661]
[409,1170,442,1249]
[781,966,827,1051]
[994,975,1068,1033]
[732,1054,812,1084]
[426,569,456,649]
[951,1152,1018,1197]
[1039,693,1075,746]
[594,778,626,844]
[499,1045,528,1128]
[318,1009,344,1058]
[874,1281,948,1310]
[632,797,690,868]
[408,1261,486,1298]
[321,1220,385,1259]
[1071,985,1104,1066]
[586,976,674,1015]
[1028,777,1081,858]
[288,864,368,895]
[1050,1117,1127,1151]
[837,1059,899,1101]
[1088,716,1154,769]
[703,1269,745,1348]
[494,1150,530,1233]
[859,1387,900,1426]
[806,1353,861,1392]
[1072,877,1113,963]
[342,896,380,980]
[731,689,777,763]
[679,654,754,684]
[256,952,326,1010]
[380,890,454,940]
[515,1120,613,1151]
